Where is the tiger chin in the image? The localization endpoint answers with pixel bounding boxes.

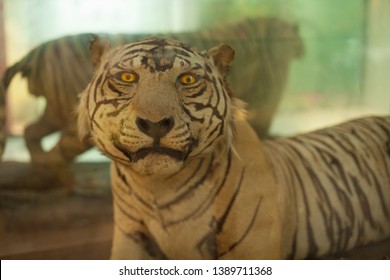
[77,37,390,260]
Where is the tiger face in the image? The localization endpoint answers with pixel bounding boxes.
[78,38,235,175]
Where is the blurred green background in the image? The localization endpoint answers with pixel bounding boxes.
[194,0,389,135]
[1,0,389,162]
[198,0,366,108]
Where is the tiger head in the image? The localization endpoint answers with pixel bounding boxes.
[78,37,238,176]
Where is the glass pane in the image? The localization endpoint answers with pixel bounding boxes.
[1,0,389,260]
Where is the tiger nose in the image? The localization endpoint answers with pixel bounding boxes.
[136,117,175,139]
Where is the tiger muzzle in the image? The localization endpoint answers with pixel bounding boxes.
[112,116,198,163]
[136,116,174,145]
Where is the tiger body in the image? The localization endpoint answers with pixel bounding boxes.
[0,17,303,165]
[0,34,94,166]
[109,121,281,259]
[77,37,390,259]
[264,116,390,259]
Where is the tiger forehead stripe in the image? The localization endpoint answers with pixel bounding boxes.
[122,39,195,57]
[124,37,194,51]
[113,39,199,73]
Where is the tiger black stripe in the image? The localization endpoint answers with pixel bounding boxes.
[196,166,246,258]
[217,168,246,231]
[189,150,233,221]
[115,222,168,259]
[158,155,215,210]
[219,195,263,258]
[263,116,390,259]
[164,164,224,226]
[288,145,319,258]
[169,158,204,190]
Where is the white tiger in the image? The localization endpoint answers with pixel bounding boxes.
[77,37,390,259]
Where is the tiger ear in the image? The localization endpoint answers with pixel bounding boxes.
[90,36,110,68]
[208,44,235,76]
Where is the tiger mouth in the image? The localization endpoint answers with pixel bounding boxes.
[113,140,191,163]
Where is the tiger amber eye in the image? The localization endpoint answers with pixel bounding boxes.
[179,73,197,85]
[120,72,138,83]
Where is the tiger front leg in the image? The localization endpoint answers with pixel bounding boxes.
[37,124,92,186]
[24,105,88,167]
[18,116,74,191]
[44,124,92,166]
[111,225,167,260]
[25,115,91,187]
[24,116,59,166]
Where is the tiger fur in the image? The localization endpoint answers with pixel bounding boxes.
[77,37,390,259]
[0,17,303,166]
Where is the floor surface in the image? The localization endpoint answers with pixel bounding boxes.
[1,162,389,260]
